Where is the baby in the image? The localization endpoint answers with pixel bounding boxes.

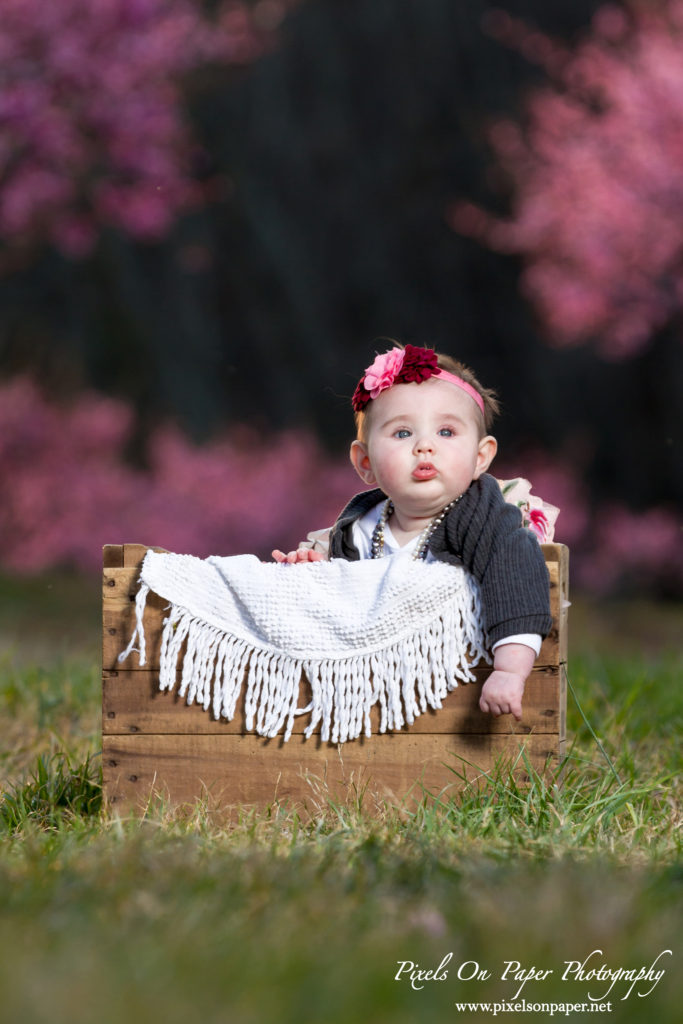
[273,344,552,722]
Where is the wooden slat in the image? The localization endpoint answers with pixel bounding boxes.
[102,666,562,736]
[102,731,562,813]
[102,544,124,569]
[555,544,570,665]
[103,559,564,670]
[124,543,160,567]
[540,542,561,561]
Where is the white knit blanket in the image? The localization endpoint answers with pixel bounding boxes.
[119,550,489,743]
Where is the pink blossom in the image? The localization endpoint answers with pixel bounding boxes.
[575,504,683,593]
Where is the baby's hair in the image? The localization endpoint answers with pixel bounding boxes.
[353,343,499,442]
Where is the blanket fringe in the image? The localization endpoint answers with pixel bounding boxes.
[119,577,489,743]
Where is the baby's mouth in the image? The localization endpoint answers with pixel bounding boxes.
[412,463,437,481]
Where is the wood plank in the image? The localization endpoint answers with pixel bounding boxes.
[102,731,563,814]
[102,545,124,568]
[102,666,562,736]
[556,544,570,665]
[103,559,565,670]
[124,543,163,567]
[540,542,561,563]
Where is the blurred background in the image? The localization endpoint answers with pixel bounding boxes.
[1,0,681,598]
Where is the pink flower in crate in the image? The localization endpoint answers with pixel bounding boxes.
[497,477,559,542]
[528,507,550,542]
[499,477,533,507]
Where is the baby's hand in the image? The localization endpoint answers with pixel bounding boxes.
[272,548,325,564]
[479,670,526,722]
[479,641,536,721]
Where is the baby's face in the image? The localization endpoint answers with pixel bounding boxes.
[351,378,496,519]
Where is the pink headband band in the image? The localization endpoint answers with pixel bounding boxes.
[434,369,486,417]
[352,345,486,418]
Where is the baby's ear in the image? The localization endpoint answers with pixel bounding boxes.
[473,435,498,479]
[349,440,377,485]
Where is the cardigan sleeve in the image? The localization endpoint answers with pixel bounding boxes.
[432,474,552,647]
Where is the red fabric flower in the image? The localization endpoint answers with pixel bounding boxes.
[400,344,439,383]
[351,381,372,411]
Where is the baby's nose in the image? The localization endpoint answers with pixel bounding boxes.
[414,435,435,453]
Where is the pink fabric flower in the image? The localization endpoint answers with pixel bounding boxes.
[363,348,405,399]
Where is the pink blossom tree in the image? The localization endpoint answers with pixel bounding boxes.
[1,375,680,593]
[0,376,357,574]
[0,0,287,261]
[450,2,683,359]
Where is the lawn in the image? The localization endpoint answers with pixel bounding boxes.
[0,572,680,1024]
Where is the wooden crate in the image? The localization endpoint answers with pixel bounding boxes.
[102,542,569,814]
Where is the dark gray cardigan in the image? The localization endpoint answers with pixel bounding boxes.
[327,473,552,648]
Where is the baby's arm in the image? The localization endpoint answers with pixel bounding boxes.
[479,643,536,722]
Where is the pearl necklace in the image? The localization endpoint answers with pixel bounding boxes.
[370,496,461,561]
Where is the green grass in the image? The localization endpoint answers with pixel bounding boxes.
[0,751,102,832]
[0,574,681,1023]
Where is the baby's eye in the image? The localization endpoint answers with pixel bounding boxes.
[393,428,412,439]
[438,427,455,437]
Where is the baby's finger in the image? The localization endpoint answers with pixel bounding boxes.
[286,550,298,563]
[300,549,323,562]
[271,549,286,562]
[483,696,505,717]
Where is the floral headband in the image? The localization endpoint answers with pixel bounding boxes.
[352,344,485,417]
